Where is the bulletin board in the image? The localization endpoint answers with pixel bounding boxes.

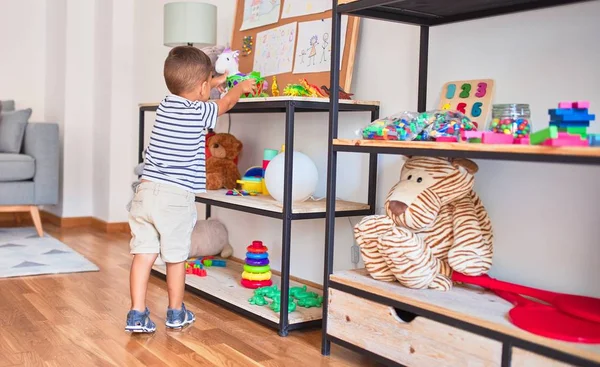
[230,0,360,94]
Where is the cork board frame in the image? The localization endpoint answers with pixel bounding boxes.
[230,1,360,93]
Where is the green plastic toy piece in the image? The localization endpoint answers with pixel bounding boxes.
[566,126,588,138]
[269,297,297,313]
[254,285,280,299]
[289,285,307,298]
[529,126,558,145]
[248,294,269,306]
[297,296,323,308]
[227,71,266,98]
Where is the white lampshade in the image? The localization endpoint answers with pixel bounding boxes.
[164,2,217,47]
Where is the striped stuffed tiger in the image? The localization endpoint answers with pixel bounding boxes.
[354,156,493,291]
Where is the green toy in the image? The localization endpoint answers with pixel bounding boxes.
[255,285,280,299]
[289,285,308,298]
[283,84,311,97]
[248,294,269,306]
[270,297,297,313]
[297,296,323,308]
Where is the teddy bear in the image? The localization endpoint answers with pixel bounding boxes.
[354,156,494,291]
[206,133,243,190]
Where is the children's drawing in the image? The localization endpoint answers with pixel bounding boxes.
[253,22,297,77]
[240,0,281,31]
[281,0,331,19]
[292,16,348,74]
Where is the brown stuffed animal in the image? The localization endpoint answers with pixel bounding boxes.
[206,133,243,190]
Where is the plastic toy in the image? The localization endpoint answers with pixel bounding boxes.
[226,188,257,196]
[321,85,354,100]
[297,296,323,308]
[270,297,297,313]
[214,48,268,98]
[283,83,311,97]
[300,79,327,97]
[185,262,207,277]
[481,131,514,144]
[241,279,272,288]
[461,130,483,143]
[271,76,279,96]
[527,101,595,146]
[241,241,273,288]
[435,136,458,142]
[354,156,493,290]
[529,126,558,145]
[589,134,600,146]
[236,176,262,193]
[255,285,280,298]
[248,294,269,306]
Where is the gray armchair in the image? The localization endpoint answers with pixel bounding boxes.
[0,100,59,236]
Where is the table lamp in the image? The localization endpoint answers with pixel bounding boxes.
[164,2,217,47]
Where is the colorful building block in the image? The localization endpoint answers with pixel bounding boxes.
[549,113,595,122]
[542,138,589,147]
[211,260,227,267]
[435,136,458,142]
[588,134,600,146]
[529,126,558,145]
[482,131,515,144]
[564,126,588,138]
[513,137,530,145]
[558,101,574,108]
[574,101,590,109]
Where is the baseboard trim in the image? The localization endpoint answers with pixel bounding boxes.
[0,210,129,233]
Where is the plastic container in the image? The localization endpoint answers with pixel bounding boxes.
[488,104,532,138]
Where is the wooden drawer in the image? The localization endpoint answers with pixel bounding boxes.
[511,348,575,367]
[327,288,502,366]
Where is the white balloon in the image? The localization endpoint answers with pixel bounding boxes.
[264,151,319,203]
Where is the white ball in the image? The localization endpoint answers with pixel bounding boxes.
[264,151,319,203]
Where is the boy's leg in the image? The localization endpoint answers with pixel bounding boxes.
[126,185,159,333]
[153,186,197,329]
[166,261,185,309]
[130,253,159,311]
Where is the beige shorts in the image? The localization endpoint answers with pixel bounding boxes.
[128,181,197,263]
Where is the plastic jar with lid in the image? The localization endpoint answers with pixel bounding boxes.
[487,104,532,138]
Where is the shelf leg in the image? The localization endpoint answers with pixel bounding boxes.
[321,3,342,356]
[205,204,211,219]
[279,101,295,337]
[138,108,145,164]
[368,108,380,213]
[418,26,429,112]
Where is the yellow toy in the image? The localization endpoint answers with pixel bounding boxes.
[272,76,280,96]
[242,270,272,281]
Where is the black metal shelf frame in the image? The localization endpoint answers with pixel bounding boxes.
[322,0,600,364]
[138,99,378,336]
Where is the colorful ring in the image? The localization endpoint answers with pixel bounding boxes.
[241,279,273,289]
[242,270,272,281]
[246,252,268,260]
[243,264,270,273]
[245,258,269,266]
[247,245,268,253]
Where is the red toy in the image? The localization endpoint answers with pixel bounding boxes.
[241,279,273,289]
[481,131,514,144]
[452,273,600,324]
[493,290,600,343]
[247,241,268,253]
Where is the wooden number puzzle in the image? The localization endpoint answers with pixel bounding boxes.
[437,79,495,129]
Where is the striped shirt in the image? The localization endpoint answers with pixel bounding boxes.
[142,95,218,193]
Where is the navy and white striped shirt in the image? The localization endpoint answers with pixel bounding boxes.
[142,95,218,193]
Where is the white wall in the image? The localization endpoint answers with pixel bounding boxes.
[0,0,47,121]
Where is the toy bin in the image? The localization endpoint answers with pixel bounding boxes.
[487,104,531,138]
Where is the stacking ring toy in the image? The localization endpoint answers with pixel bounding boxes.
[242,271,272,281]
[247,245,267,253]
[243,264,270,273]
[246,258,269,266]
[246,252,268,260]
[241,279,273,288]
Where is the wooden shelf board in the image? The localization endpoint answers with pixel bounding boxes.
[334,139,600,159]
[330,269,600,364]
[153,261,322,325]
[197,189,369,214]
[139,96,380,108]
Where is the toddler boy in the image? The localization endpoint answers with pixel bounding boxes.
[126,46,256,332]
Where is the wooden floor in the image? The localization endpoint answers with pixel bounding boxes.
[0,225,379,367]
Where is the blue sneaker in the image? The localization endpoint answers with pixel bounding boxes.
[166,303,195,329]
[125,307,156,333]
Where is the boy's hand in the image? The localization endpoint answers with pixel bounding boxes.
[212,72,228,89]
[240,79,257,95]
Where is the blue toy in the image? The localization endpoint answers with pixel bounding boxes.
[246,251,269,260]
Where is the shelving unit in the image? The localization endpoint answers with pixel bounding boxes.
[323,0,600,366]
[138,96,379,336]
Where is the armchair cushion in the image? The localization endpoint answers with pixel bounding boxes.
[0,108,32,153]
[0,153,35,182]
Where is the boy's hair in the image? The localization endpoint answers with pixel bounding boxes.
[164,46,212,95]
